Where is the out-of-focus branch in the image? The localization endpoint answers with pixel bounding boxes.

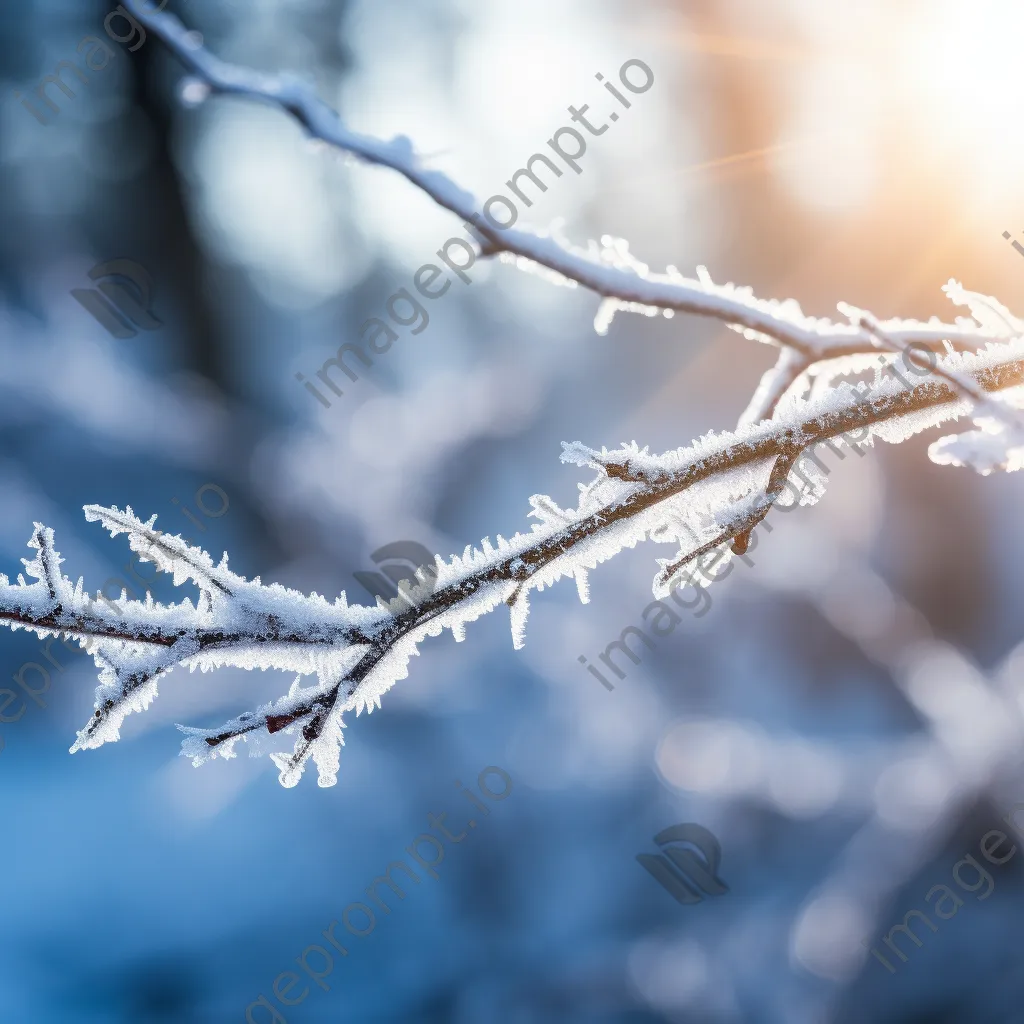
[123,0,1001,381]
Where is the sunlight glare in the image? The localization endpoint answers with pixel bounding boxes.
[903,0,1024,197]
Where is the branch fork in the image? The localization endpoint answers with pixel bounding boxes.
[3,3,1020,786]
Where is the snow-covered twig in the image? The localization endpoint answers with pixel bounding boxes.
[2,335,1024,786]
[4,7,1021,787]
[652,435,804,587]
[123,0,1002,386]
[839,300,1024,475]
[844,304,1019,428]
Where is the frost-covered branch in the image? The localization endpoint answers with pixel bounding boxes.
[124,0,1000,379]
[3,328,1024,786]
[838,301,1024,474]
[6,6,1018,787]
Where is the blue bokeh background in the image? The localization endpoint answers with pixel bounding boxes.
[4,1,1024,1021]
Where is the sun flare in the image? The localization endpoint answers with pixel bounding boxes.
[900,0,1024,197]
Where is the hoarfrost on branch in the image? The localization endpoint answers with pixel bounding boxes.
[3,2,1022,787]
